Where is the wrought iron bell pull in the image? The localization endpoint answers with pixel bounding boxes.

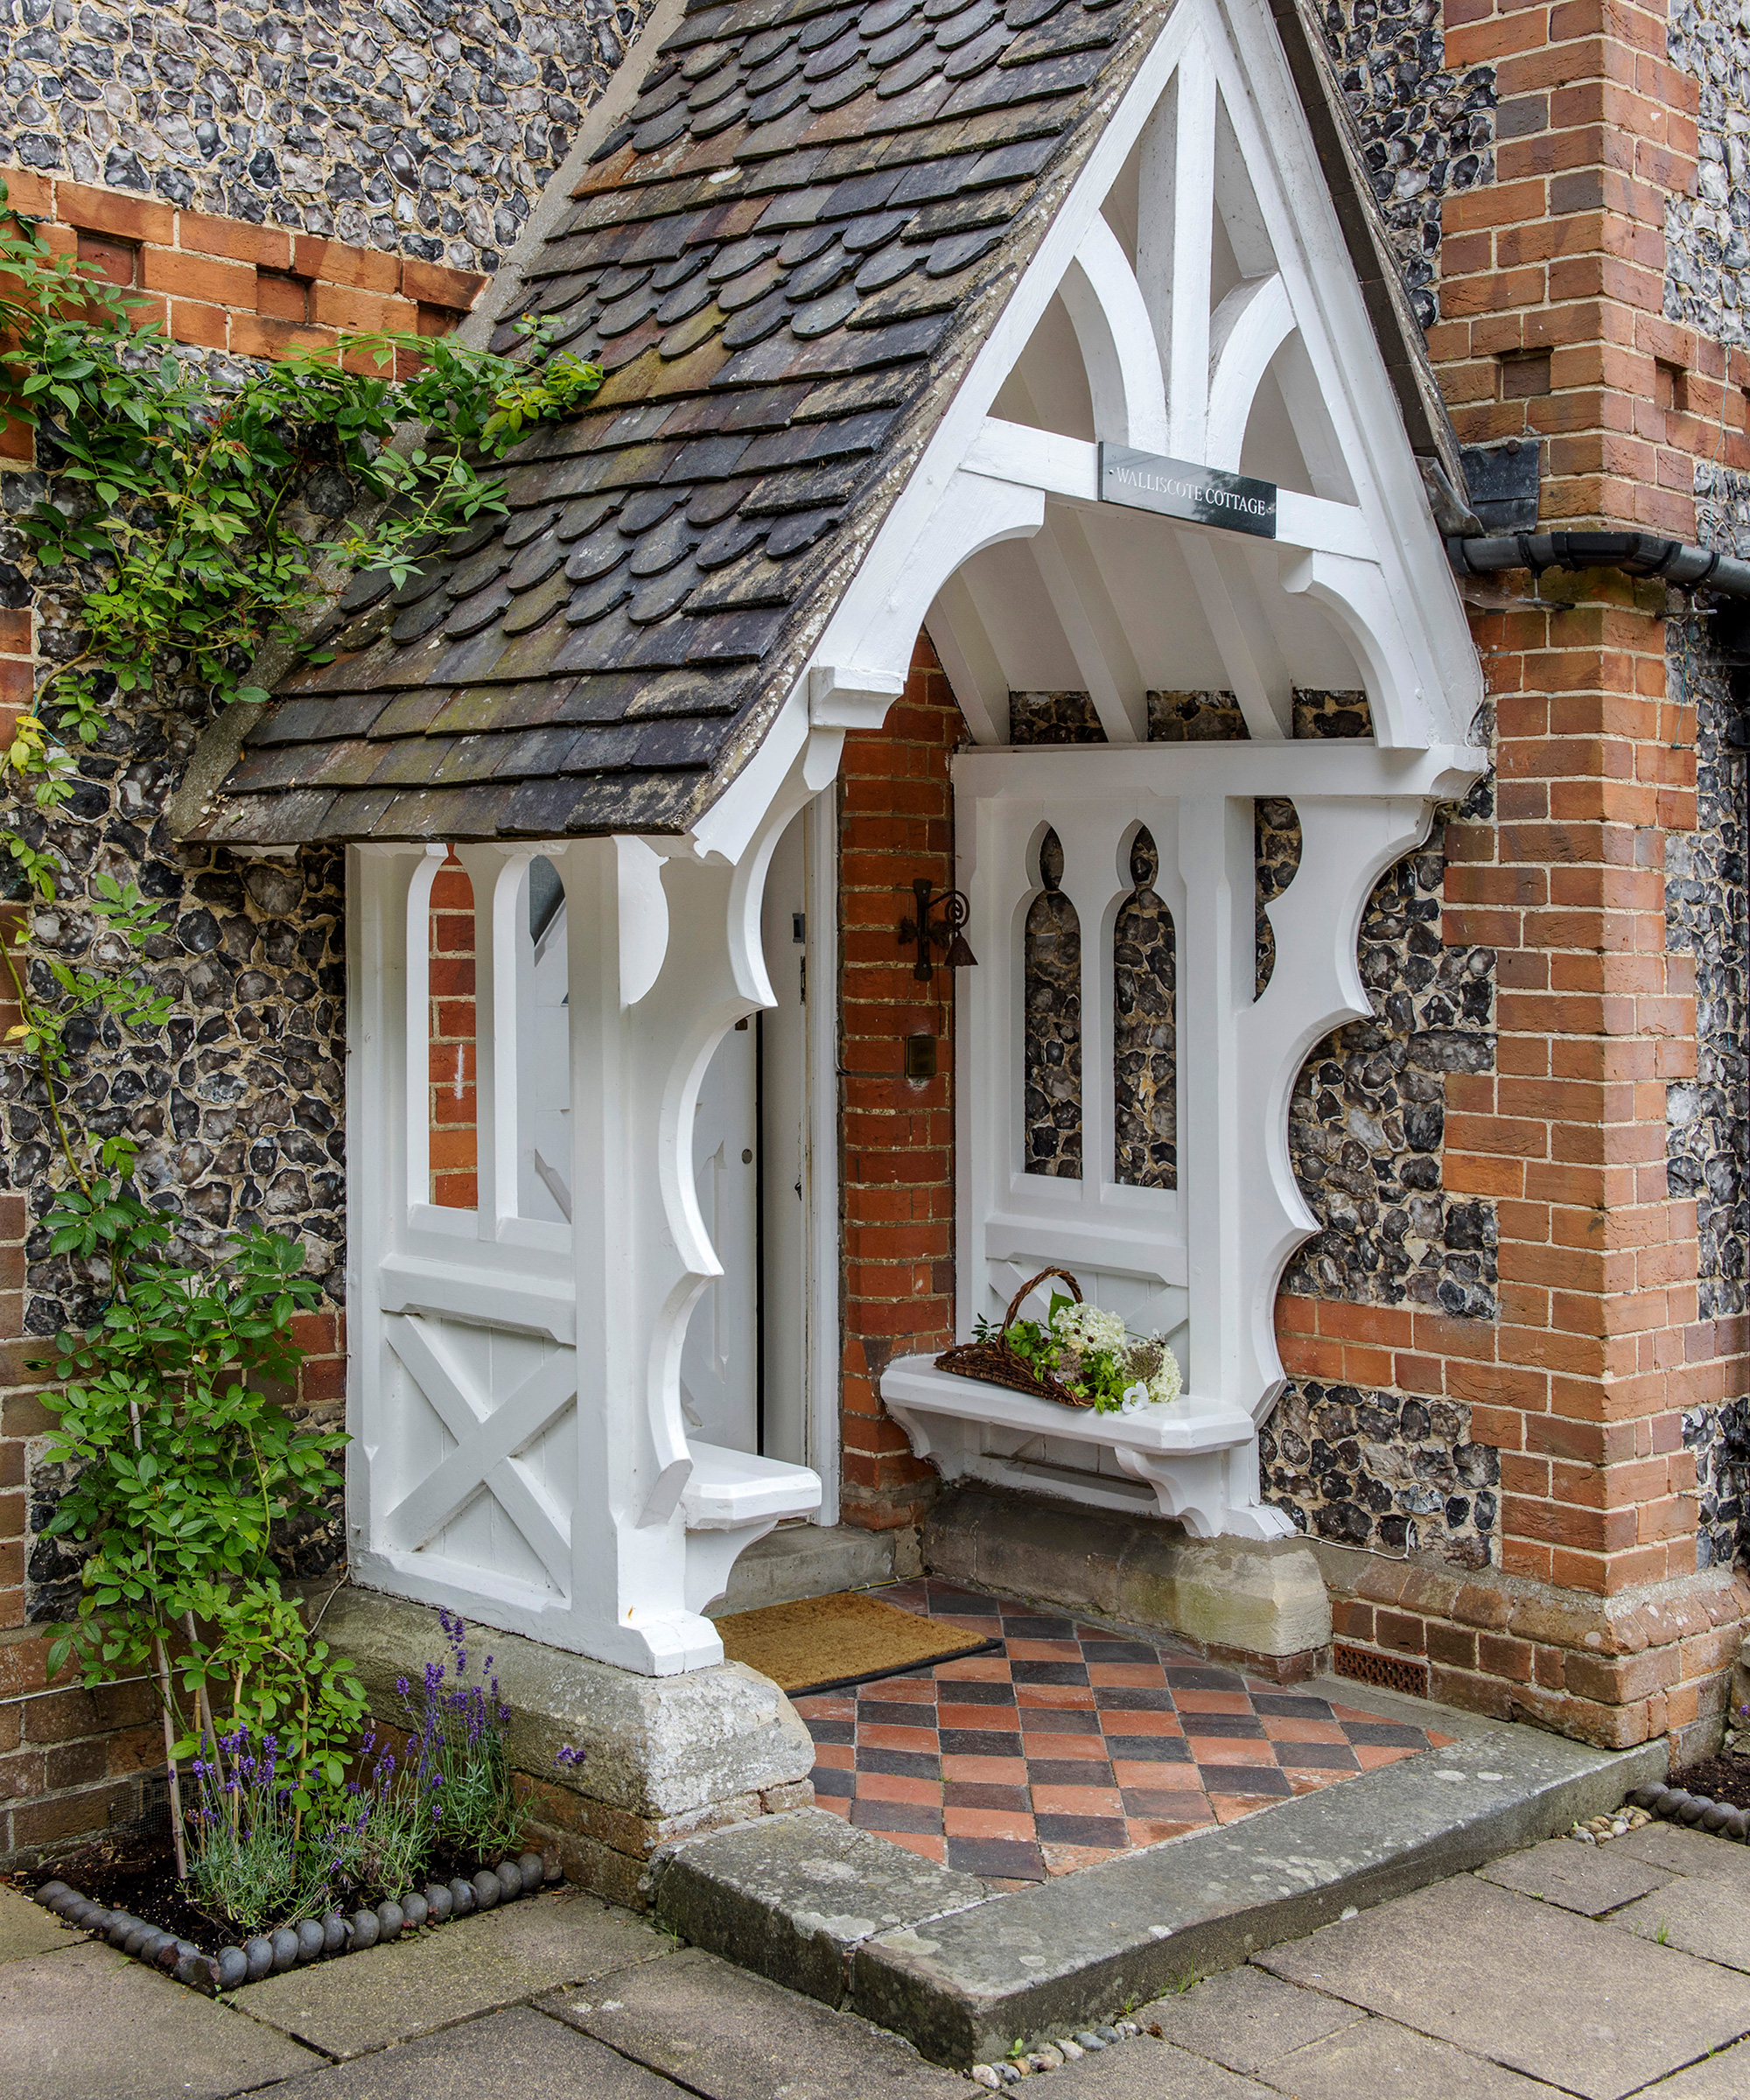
[898,878,977,982]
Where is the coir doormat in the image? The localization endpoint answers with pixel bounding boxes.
[714,1589,1002,1697]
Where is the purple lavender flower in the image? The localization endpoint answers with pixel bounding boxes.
[556,1745,587,1770]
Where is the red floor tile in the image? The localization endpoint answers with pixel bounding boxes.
[1031,1783,1124,1816]
[800,1578,1452,1892]
[859,1723,941,1752]
[1099,1708,1183,1735]
[1042,1843,1127,1875]
[1354,1742,1422,1769]
[942,1754,1030,1784]
[883,1832,948,1864]
[1260,1714,1350,1743]
[856,1770,942,1806]
[944,1805,1038,1841]
[1182,1736,1277,1763]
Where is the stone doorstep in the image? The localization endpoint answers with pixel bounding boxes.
[650,1718,1668,2069]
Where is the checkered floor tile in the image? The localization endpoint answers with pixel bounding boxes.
[795,1578,1455,1886]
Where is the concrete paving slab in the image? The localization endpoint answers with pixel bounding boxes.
[547,1942,963,2097]
[258,2003,676,2099]
[0,1884,81,1961]
[1617,1823,1750,1883]
[0,1938,319,2100]
[1030,2034,1276,2096]
[1610,1879,1750,1972]
[1255,1873,1750,2100]
[1624,2038,1750,2096]
[242,1886,669,2058]
[1135,1964,1362,2073]
[1479,1837,1674,1916]
[843,1720,1663,2067]
[1257,2014,1556,2097]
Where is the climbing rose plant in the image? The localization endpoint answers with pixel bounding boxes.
[0,177,600,1864]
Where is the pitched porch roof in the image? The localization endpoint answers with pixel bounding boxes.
[181,0,1457,850]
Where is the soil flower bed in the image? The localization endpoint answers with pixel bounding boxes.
[10,1606,583,1997]
[22,1844,560,1993]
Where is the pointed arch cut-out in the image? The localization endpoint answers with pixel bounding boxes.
[1114,826,1177,1190]
[1024,827,1082,1179]
[427,849,477,1210]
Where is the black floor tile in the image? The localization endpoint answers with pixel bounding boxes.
[1026,1758,1116,1787]
[1102,1735,1192,1762]
[1179,1713,1265,1738]
[1080,1640,1160,1663]
[1011,1660,1090,1685]
[1120,1788,1216,1817]
[850,1798,943,1836]
[1033,1814,1127,1846]
[1251,1694,1334,1718]
[1198,1764,1292,1796]
[856,1746,942,1780]
[938,1728,1023,1758]
[811,1765,855,1796]
[1340,1720,1428,1747]
[1016,1705,1104,1734]
[806,1718,854,1743]
[947,1836,1046,1882]
[937,1678,1018,1706]
[944,1781,1031,1810]
[1092,1686,1178,1712]
[852,1702,936,1728]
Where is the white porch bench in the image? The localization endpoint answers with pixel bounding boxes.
[682,1442,822,1615]
[880,1355,1292,1541]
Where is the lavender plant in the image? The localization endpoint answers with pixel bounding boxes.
[316,1732,436,1903]
[185,1726,312,1934]
[400,1609,523,1864]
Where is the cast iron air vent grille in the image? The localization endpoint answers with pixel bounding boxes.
[1333,1643,1430,1699]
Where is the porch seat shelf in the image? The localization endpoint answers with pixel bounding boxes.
[881,1354,1269,1540]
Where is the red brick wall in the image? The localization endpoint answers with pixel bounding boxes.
[0,169,483,369]
[1270,0,1749,1753]
[837,636,965,1530]
[1429,0,1735,529]
[0,172,480,1864]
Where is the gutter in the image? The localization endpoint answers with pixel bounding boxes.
[1446,530,1750,599]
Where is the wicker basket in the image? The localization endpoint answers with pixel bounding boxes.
[934,1268,1096,1410]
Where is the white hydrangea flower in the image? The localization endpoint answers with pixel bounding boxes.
[1147,1348,1183,1407]
[1052,1301,1127,1357]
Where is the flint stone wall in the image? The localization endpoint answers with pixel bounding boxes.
[1316,0,1495,326]
[4,371,367,1617]
[0,0,650,275]
[1667,0,1750,347]
[1666,607,1750,1571]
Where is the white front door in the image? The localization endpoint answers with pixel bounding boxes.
[760,811,809,1467]
[680,1018,760,1452]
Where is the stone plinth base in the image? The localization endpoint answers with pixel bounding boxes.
[921,1485,1333,1677]
[1312,1541,1750,1757]
[324,1587,815,1910]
